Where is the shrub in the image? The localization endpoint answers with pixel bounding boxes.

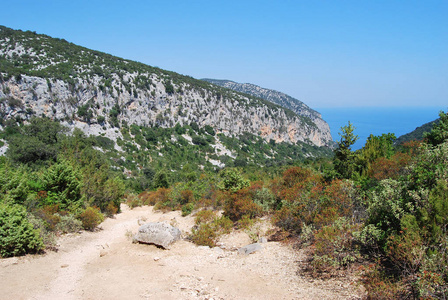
[78,206,104,231]
[153,170,170,189]
[238,214,254,230]
[252,187,276,211]
[181,203,194,216]
[272,204,302,234]
[308,218,360,277]
[0,204,43,257]
[223,189,262,222]
[152,188,176,211]
[27,213,57,250]
[179,189,194,205]
[41,159,82,210]
[104,201,118,217]
[126,194,142,209]
[190,223,216,247]
[361,263,407,299]
[142,188,171,206]
[33,204,62,231]
[195,210,216,225]
[55,214,82,233]
[218,168,250,192]
[189,213,233,247]
[282,166,316,188]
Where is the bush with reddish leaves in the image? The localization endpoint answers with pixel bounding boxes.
[222,188,262,222]
[78,206,104,231]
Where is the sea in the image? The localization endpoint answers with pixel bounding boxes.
[316,106,446,150]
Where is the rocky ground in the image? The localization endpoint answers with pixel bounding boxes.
[0,205,364,299]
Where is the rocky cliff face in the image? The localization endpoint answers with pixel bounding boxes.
[0,26,333,147]
[202,79,321,120]
[203,79,333,144]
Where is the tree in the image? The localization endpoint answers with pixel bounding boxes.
[424,110,448,146]
[153,170,170,189]
[174,123,186,135]
[204,125,215,136]
[41,159,82,210]
[164,81,174,94]
[359,133,396,177]
[333,122,358,179]
[218,168,250,192]
[0,204,43,257]
[6,117,66,164]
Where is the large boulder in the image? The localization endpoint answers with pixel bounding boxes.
[133,222,181,249]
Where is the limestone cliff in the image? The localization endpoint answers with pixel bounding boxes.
[0,26,333,147]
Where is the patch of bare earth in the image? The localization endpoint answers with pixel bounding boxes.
[0,205,363,299]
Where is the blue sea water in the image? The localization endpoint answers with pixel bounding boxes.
[316,106,446,150]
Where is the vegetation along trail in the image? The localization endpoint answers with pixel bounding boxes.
[0,204,362,300]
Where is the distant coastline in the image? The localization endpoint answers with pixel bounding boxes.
[317,106,446,150]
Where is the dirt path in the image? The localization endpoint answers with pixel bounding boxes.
[0,205,362,299]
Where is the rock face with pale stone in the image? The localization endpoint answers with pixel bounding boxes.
[133,222,181,249]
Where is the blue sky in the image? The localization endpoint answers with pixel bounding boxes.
[1,0,447,108]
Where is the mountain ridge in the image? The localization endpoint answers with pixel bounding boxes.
[0,25,335,174]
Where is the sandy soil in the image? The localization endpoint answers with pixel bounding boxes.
[0,205,363,300]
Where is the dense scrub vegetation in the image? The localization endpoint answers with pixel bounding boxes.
[0,117,125,256]
[1,110,447,298]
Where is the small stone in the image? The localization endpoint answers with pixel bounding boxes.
[258,237,268,243]
[153,257,160,261]
[61,264,69,268]
[238,243,262,255]
[213,247,224,254]
[100,250,107,257]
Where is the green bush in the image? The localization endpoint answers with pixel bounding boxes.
[0,204,43,257]
[218,168,250,192]
[126,194,142,209]
[181,203,194,216]
[41,159,82,210]
[253,187,276,211]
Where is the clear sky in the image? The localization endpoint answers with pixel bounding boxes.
[1,0,447,108]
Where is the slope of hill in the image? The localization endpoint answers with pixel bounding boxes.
[395,119,438,145]
[0,26,333,146]
[0,25,335,172]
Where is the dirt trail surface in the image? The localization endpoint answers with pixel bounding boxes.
[0,205,362,299]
